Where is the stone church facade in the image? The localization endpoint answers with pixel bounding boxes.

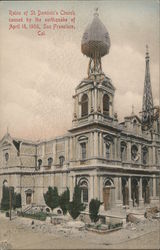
[0,12,160,211]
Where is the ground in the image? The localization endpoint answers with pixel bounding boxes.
[0,213,159,249]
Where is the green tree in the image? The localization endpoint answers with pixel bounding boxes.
[68,185,85,219]
[89,199,102,222]
[13,193,22,209]
[15,193,22,208]
[1,185,9,210]
[43,186,59,211]
[59,188,70,215]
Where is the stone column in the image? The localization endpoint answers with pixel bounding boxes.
[93,174,98,199]
[90,132,94,157]
[152,147,156,166]
[115,177,123,206]
[118,177,123,204]
[69,175,75,201]
[138,144,142,165]
[127,142,131,162]
[153,175,156,198]
[117,137,121,161]
[94,88,97,112]
[128,177,132,207]
[94,131,98,157]
[148,147,152,165]
[89,175,94,202]
[114,177,119,204]
[139,178,144,206]
[99,132,103,158]
[89,90,92,114]
[69,137,73,161]
[99,176,103,202]
[73,137,76,160]
[91,89,94,111]
[74,96,76,116]
[114,138,117,160]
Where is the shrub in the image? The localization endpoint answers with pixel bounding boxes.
[19,211,48,221]
[44,186,59,211]
[68,185,85,219]
[59,188,70,215]
[89,199,102,222]
[13,193,22,209]
[1,185,9,210]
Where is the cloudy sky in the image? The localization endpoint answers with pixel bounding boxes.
[0,0,159,140]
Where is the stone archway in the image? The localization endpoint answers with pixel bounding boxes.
[103,178,115,210]
[122,177,129,205]
[78,178,89,204]
[142,178,150,204]
[131,178,139,207]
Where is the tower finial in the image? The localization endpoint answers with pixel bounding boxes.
[145,44,149,60]
[94,7,99,17]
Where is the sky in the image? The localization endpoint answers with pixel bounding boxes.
[0,0,159,141]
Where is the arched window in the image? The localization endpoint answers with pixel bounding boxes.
[103,94,110,116]
[5,152,9,162]
[104,135,113,160]
[80,142,86,160]
[59,156,65,166]
[131,145,139,161]
[104,178,114,187]
[121,142,127,161]
[81,94,88,117]
[79,179,88,203]
[37,159,42,170]
[105,143,110,159]
[48,157,53,167]
[142,147,148,165]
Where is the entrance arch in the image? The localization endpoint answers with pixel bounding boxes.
[103,178,115,210]
[142,178,150,204]
[131,178,139,207]
[78,178,89,204]
[122,177,129,205]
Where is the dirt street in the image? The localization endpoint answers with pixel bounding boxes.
[0,214,159,249]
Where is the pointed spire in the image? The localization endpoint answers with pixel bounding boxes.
[142,45,154,126]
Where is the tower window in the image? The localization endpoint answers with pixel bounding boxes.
[142,147,148,165]
[37,159,42,170]
[5,152,9,162]
[79,179,88,203]
[59,156,65,166]
[81,94,88,117]
[81,142,86,160]
[121,142,127,161]
[131,145,139,161]
[105,143,110,159]
[48,157,53,167]
[103,94,110,116]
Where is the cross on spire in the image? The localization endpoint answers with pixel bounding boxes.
[131,105,134,115]
[94,7,99,16]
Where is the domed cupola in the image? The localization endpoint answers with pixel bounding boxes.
[81,9,111,77]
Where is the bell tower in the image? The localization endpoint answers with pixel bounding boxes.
[72,10,116,128]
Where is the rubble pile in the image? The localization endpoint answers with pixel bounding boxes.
[144,206,159,219]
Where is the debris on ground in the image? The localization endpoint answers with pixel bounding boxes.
[144,206,159,219]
